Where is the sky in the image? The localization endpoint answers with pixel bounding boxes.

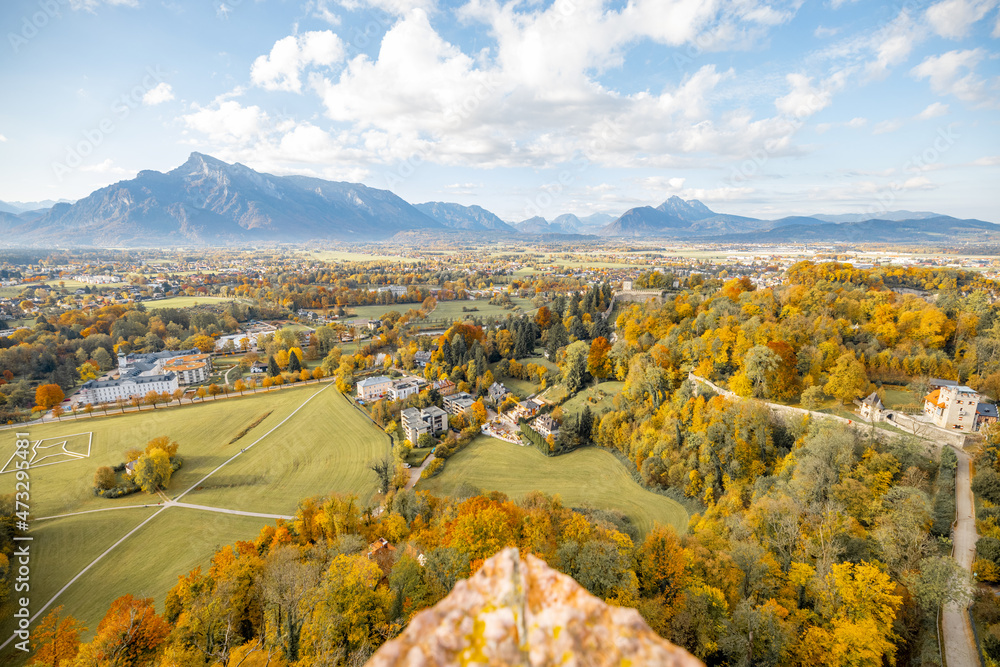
[0,0,998,223]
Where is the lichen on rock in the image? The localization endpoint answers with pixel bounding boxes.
[366,547,703,667]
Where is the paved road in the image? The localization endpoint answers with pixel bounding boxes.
[405,451,436,490]
[943,447,981,667]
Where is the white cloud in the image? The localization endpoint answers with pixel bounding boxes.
[251,31,345,93]
[848,117,868,128]
[189,1,815,175]
[774,73,838,117]
[182,100,270,145]
[917,101,950,119]
[306,0,342,25]
[873,119,903,134]
[79,159,132,177]
[911,48,998,107]
[814,25,839,38]
[0,134,7,142]
[901,176,936,189]
[925,0,999,39]
[865,10,921,79]
[142,82,174,106]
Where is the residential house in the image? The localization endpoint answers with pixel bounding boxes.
[487,382,510,405]
[858,391,884,420]
[357,375,393,401]
[390,379,421,402]
[414,351,433,368]
[533,414,560,438]
[513,399,541,420]
[433,379,457,396]
[249,361,268,374]
[977,403,998,433]
[443,392,475,415]
[924,384,981,431]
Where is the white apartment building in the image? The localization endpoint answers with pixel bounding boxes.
[78,372,178,406]
[924,384,981,431]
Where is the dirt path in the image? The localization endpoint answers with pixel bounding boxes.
[943,448,981,667]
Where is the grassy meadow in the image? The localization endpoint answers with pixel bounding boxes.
[418,435,687,536]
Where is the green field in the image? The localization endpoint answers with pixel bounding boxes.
[146,296,245,309]
[419,436,687,536]
[0,382,390,658]
[424,297,539,324]
[560,381,624,417]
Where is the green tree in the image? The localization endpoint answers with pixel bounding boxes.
[561,340,589,394]
[268,355,281,377]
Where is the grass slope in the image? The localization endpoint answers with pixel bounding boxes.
[419,436,687,536]
[186,391,390,513]
[4,384,344,518]
[0,383,391,662]
[146,296,244,309]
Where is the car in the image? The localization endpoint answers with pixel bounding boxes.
[403,463,412,469]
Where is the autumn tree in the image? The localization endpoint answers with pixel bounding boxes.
[208,383,222,400]
[72,595,169,667]
[587,336,613,380]
[824,352,869,404]
[133,449,172,494]
[27,606,85,667]
[93,467,116,491]
[35,384,65,411]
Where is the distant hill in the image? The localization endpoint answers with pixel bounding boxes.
[415,202,515,233]
[703,215,1000,243]
[2,155,993,246]
[810,210,940,223]
[514,213,608,235]
[598,196,998,242]
[0,199,72,214]
[4,153,441,246]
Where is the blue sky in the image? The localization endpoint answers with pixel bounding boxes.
[1,0,998,222]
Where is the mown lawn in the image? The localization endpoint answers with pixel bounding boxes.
[559,381,624,417]
[419,435,687,536]
[187,389,390,514]
[0,383,392,663]
[146,296,245,309]
[0,508,270,664]
[2,383,344,518]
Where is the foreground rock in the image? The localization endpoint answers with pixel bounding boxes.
[367,547,703,667]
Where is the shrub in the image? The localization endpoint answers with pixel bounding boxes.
[420,458,445,480]
[973,467,1000,505]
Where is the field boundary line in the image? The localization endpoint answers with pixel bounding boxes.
[0,507,168,653]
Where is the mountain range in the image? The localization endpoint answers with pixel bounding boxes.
[1,153,995,246]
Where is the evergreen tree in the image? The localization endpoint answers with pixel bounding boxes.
[288,350,302,373]
[267,355,281,377]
